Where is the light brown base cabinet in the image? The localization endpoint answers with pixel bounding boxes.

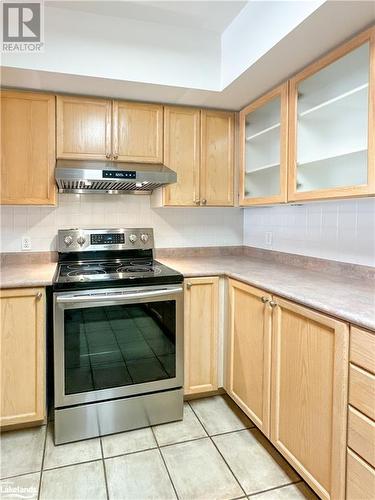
[184,277,219,395]
[0,288,46,428]
[271,298,349,500]
[227,279,272,436]
[226,279,349,500]
[347,326,375,499]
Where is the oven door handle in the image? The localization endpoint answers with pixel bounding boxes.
[55,287,183,304]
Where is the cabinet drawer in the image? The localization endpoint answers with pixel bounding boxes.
[347,449,375,500]
[348,406,375,467]
[349,364,375,420]
[350,326,375,374]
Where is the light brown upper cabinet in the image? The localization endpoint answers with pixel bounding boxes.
[184,277,219,395]
[288,27,375,201]
[1,90,56,205]
[57,95,112,160]
[201,109,235,206]
[226,279,272,436]
[112,101,163,163]
[271,297,349,500]
[57,96,163,163]
[1,288,46,428]
[239,83,288,205]
[162,106,201,206]
[153,107,235,207]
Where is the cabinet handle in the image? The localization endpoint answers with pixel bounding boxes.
[269,300,277,308]
[105,153,111,159]
[186,283,192,289]
[202,199,207,205]
[194,200,200,205]
[36,292,42,300]
[113,153,119,160]
[261,296,269,303]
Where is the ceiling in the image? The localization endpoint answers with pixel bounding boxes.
[2,1,374,110]
[47,0,247,33]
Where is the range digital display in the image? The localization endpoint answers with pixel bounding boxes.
[103,170,136,179]
[91,233,125,245]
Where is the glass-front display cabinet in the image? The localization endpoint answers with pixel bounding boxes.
[288,28,374,201]
[239,83,288,205]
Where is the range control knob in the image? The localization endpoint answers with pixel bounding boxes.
[77,236,86,246]
[140,233,149,244]
[64,235,73,247]
[129,233,138,244]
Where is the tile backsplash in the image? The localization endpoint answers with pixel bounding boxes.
[1,195,374,268]
[243,198,375,267]
[0,194,243,253]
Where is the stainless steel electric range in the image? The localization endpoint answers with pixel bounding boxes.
[52,228,184,444]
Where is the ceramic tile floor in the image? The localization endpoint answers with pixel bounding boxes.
[0,395,318,500]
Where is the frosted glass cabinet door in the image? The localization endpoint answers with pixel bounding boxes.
[239,84,288,205]
[288,28,375,201]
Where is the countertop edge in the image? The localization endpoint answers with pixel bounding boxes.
[1,262,374,332]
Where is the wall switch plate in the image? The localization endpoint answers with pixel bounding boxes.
[265,232,273,246]
[21,236,32,251]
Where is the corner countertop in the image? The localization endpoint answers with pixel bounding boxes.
[0,255,374,331]
[0,262,57,289]
[157,255,375,331]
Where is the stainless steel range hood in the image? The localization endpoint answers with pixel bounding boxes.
[55,159,177,194]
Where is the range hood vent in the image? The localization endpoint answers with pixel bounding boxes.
[55,159,177,194]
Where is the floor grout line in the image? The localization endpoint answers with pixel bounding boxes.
[40,458,103,474]
[247,479,305,497]
[99,438,110,500]
[37,422,49,500]
[150,425,180,500]
[3,395,312,500]
[187,401,247,499]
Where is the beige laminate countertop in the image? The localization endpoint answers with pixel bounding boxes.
[157,255,375,332]
[0,262,57,289]
[1,256,374,331]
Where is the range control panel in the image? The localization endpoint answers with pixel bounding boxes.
[58,228,154,252]
[90,233,125,245]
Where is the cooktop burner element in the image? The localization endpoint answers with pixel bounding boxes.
[67,269,107,276]
[53,228,183,291]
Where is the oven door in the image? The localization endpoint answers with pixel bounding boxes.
[54,284,183,408]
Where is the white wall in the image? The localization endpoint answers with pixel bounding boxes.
[243,198,375,267]
[2,4,221,91]
[221,0,325,87]
[0,195,243,253]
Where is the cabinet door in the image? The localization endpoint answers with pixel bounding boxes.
[201,110,234,206]
[163,106,200,206]
[271,297,349,500]
[113,101,163,163]
[57,95,112,160]
[227,280,272,436]
[1,91,56,205]
[1,288,45,428]
[184,277,219,394]
[239,84,288,205]
[288,27,375,201]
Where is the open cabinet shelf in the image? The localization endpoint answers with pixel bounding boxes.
[246,122,280,141]
[288,28,374,201]
[299,83,368,117]
[240,83,288,205]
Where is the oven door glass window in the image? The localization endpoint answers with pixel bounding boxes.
[64,301,176,395]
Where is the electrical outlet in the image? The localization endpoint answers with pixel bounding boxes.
[265,232,273,246]
[21,236,32,251]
